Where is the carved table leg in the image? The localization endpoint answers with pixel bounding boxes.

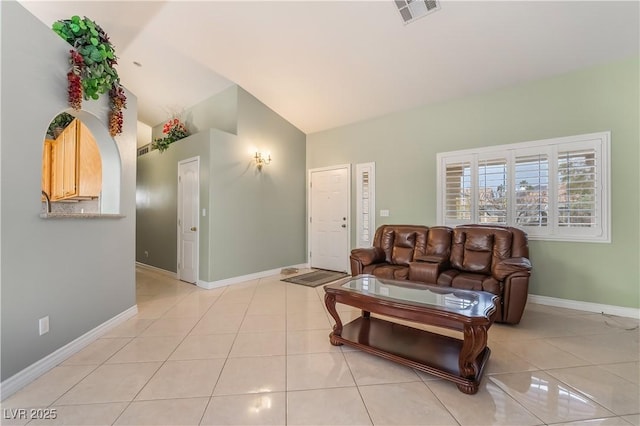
[457,324,488,394]
[324,293,343,346]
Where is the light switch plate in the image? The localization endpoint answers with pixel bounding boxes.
[380,209,390,217]
[39,316,49,335]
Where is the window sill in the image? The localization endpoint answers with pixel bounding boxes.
[40,213,125,219]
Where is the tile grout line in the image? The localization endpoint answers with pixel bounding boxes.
[117,279,249,423]
[108,278,225,424]
[110,280,202,425]
[197,279,257,424]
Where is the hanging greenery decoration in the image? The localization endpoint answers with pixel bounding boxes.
[52,16,126,136]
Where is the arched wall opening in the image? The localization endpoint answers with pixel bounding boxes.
[42,109,122,214]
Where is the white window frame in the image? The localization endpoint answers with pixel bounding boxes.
[436,132,610,243]
[356,162,375,248]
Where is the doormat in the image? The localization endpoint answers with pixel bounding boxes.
[282,270,349,287]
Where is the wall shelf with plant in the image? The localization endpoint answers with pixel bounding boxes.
[52,16,126,136]
[152,118,190,153]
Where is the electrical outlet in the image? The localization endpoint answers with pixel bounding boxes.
[39,316,49,335]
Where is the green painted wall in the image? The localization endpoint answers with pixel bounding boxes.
[150,85,238,137]
[307,56,640,309]
[136,131,212,278]
[137,88,307,283]
[206,88,307,280]
[1,2,138,381]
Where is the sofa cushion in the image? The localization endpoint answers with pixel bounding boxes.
[370,264,409,280]
[437,269,459,287]
[393,229,418,265]
[380,227,396,263]
[437,271,500,295]
[392,245,414,266]
[426,227,452,258]
[481,277,501,295]
[462,233,494,274]
[451,227,514,274]
[451,272,485,291]
[376,226,429,266]
[437,269,478,289]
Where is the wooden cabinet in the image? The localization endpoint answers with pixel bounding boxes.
[50,135,65,200]
[77,121,102,197]
[50,122,77,199]
[44,119,102,201]
[42,139,53,199]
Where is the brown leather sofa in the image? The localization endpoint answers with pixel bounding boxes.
[349,224,532,324]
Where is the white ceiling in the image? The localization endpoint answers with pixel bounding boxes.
[20,1,640,134]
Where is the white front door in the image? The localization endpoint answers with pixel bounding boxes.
[177,157,199,283]
[309,165,350,272]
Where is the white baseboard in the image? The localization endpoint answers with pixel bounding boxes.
[198,263,310,290]
[528,294,640,319]
[135,262,177,278]
[0,305,138,401]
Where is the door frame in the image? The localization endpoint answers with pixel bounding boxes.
[177,156,200,283]
[307,164,352,271]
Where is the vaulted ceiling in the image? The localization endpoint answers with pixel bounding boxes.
[20,1,640,134]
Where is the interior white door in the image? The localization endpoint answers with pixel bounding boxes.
[310,166,350,272]
[177,157,199,284]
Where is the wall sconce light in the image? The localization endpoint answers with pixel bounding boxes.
[254,152,272,171]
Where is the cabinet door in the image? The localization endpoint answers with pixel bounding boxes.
[41,139,53,198]
[62,121,78,197]
[50,137,65,200]
[77,121,102,197]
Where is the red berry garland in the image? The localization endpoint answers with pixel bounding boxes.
[67,50,83,110]
[109,84,126,137]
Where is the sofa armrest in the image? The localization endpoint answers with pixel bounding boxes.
[408,262,438,284]
[493,257,532,281]
[409,255,450,284]
[350,247,385,267]
[414,254,448,264]
[350,247,386,277]
[502,273,530,324]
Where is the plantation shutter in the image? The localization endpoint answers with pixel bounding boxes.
[477,157,507,225]
[557,148,597,228]
[515,153,549,230]
[437,131,609,242]
[444,159,471,225]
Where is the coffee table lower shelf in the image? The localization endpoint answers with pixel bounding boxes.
[330,316,490,393]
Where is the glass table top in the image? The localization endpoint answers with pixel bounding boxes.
[335,275,497,318]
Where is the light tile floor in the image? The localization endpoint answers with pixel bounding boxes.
[2,267,639,425]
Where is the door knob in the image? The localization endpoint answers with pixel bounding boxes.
[190,226,197,231]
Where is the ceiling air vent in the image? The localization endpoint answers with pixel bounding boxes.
[395,0,440,24]
[137,144,151,157]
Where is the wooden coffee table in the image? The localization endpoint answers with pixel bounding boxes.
[324,274,498,394]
